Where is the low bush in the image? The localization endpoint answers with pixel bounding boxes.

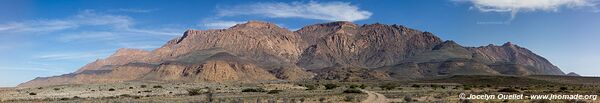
[344,96,355,102]
[348,84,359,89]
[305,84,317,90]
[498,88,520,92]
[319,98,326,102]
[267,90,283,94]
[380,83,397,90]
[404,96,413,102]
[560,87,568,91]
[324,84,339,90]
[241,88,266,92]
[153,85,163,88]
[431,85,441,89]
[188,88,204,96]
[359,84,368,89]
[108,88,116,91]
[343,89,363,93]
[29,92,37,95]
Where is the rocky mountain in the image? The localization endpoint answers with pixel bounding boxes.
[19,21,565,87]
[566,72,581,76]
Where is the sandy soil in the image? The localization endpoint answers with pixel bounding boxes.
[361,90,387,103]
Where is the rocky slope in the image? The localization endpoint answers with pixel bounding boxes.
[470,42,564,75]
[19,21,565,87]
[297,21,442,69]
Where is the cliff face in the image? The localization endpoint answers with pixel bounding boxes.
[19,21,565,87]
[153,21,304,69]
[296,22,442,69]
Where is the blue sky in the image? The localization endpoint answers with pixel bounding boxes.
[1,0,599,87]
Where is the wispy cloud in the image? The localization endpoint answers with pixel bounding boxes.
[216,1,372,22]
[200,20,246,29]
[0,67,66,73]
[0,10,179,36]
[109,8,158,13]
[0,20,77,33]
[454,0,598,21]
[36,50,113,61]
[58,31,118,42]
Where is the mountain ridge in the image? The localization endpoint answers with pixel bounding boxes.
[19,21,565,87]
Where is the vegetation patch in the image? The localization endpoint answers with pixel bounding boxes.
[343,89,363,93]
[267,90,283,94]
[242,88,267,92]
[324,84,339,90]
[498,88,520,92]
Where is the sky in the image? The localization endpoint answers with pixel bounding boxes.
[1,0,599,87]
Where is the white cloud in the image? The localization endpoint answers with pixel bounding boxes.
[200,20,246,29]
[58,31,118,42]
[110,8,157,13]
[36,50,113,61]
[455,0,597,20]
[0,20,77,33]
[0,10,178,36]
[216,1,372,21]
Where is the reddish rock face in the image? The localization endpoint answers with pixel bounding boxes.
[19,21,566,87]
[296,22,443,69]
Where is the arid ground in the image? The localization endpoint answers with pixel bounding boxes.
[3,75,600,103]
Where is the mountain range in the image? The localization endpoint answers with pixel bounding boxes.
[19,21,565,87]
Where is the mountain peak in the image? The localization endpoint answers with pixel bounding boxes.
[230,20,281,29]
[321,21,356,27]
[433,40,461,50]
[502,42,515,47]
[567,72,581,76]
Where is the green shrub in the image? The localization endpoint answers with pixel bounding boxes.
[349,84,359,89]
[319,98,326,102]
[305,84,317,90]
[344,96,355,102]
[187,88,204,96]
[53,88,60,91]
[267,90,283,94]
[140,85,147,88]
[560,87,568,91]
[380,83,397,90]
[498,88,520,92]
[411,84,421,88]
[153,85,163,88]
[108,88,116,91]
[29,92,37,95]
[324,84,339,90]
[242,88,266,92]
[404,96,413,102]
[343,89,363,93]
[431,85,441,90]
[359,84,367,89]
